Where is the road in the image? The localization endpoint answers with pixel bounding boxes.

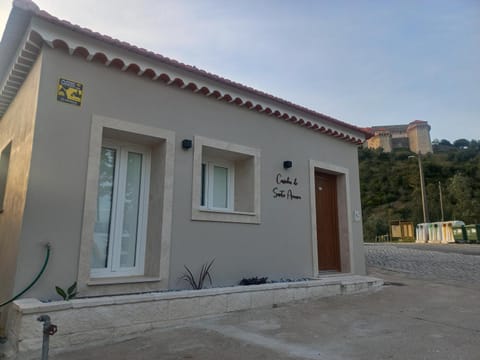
[365,243,480,287]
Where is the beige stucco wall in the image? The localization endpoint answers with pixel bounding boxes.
[367,134,392,152]
[0,54,42,332]
[408,126,433,154]
[12,46,366,301]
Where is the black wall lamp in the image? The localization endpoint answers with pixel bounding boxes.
[182,139,192,150]
[283,160,293,169]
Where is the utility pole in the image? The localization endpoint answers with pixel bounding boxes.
[417,153,429,224]
[409,154,429,224]
[439,181,444,221]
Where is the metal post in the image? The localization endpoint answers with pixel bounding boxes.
[417,154,429,224]
[409,154,429,242]
[37,315,57,360]
[439,181,444,221]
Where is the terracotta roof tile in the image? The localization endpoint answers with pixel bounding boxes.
[4,0,370,140]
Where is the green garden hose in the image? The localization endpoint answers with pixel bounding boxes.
[0,244,51,308]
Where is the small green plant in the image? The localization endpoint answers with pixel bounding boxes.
[180,259,215,290]
[239,276,268,286]
[55,281,77,301]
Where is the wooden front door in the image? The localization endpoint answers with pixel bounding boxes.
[315,171,341,272]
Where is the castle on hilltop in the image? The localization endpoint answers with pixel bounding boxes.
[365,120,432,154]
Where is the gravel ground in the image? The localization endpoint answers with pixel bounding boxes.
[365,243,480,286]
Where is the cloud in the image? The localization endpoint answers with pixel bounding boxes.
[0,0,478,140]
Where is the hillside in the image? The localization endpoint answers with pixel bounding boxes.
[359,139,480,241]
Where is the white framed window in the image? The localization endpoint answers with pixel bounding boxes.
[192,136,261,224]
[0,141,12,213]
[201,159,235,211]
[91,140,151,277]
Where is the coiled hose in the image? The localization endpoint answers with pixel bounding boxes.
[0,244,50,308]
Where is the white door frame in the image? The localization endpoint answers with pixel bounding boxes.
[309,159,353,276]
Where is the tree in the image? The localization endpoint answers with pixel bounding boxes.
[363,212,389,242]
[453,139,469,148]
[358,143,480,243]
[445,173,479,223]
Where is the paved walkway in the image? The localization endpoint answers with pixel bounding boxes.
[365,243,480,286]
[48,244,480,360]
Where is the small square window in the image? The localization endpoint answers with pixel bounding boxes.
[0,142,12,212]
[201,159,234,211]
[192,136,261,224]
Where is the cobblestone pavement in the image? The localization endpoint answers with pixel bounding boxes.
[365,243,480,286]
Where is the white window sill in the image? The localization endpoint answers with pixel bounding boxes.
[192,207,260,224]
[199,208,257,216]
[87,276,161,286]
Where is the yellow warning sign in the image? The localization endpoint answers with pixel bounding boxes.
[57,78,83,106]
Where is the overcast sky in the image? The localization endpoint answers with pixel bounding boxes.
[1,0,478,141]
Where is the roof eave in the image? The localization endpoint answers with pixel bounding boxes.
[0,0,369,144]
[0,3,35,89]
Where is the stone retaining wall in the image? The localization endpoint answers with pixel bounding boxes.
[2,275,382,359]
